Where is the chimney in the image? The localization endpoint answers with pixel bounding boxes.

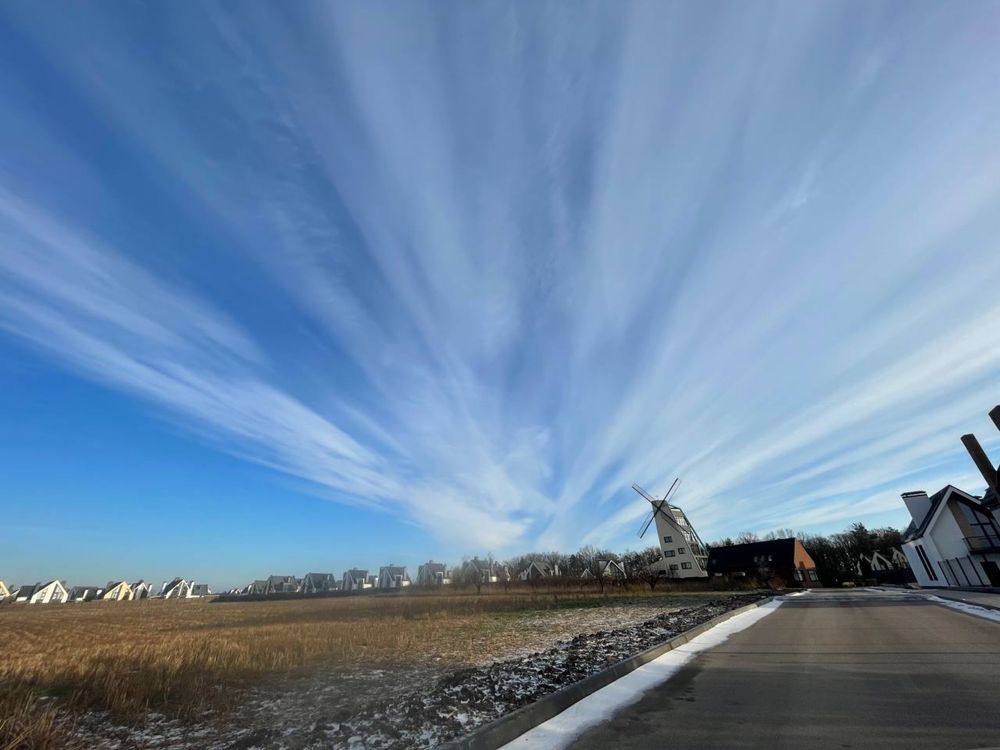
[901,491,931,524]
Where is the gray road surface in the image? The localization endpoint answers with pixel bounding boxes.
[570,590,1000,749]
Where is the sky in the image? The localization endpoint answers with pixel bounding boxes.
[2,3,1000,592]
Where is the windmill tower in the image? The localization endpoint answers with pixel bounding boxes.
[634,479,708,579]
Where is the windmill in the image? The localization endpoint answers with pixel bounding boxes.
[634,478,681,539]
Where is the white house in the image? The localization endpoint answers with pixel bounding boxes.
[267,575,300,594]
[650,503,709,579]
[377,565,411,589]
[342,569,374,591]
[30,580,68,604]
[130,581,152,599]
[463,558,506,584]
[301,573,337,594]
[519,561,561,581]
[416,561,450,586]
[159,578,192,599]
[581,559,627,581]
[243,579,272,596]
[901,486,1000,588]
[0,581,9,601]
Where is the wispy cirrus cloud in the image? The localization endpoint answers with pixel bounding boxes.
[1,2,1000,558]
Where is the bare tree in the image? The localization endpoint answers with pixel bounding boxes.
[623,548,665,591]
[734,530,760,545]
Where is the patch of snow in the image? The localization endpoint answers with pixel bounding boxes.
[926,595,1000,624]
[499,598,783,750]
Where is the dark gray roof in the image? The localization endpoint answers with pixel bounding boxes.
[381,565,406,576]
[902,485,983,542]
[982,488,999,510]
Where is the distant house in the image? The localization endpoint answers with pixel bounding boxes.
[159,578,191,599]
[243,579,272,596]
[463,558,502,584]
[519,561,561,581]
[103,581,133,601]
[301,573,338,594]
[29,580,69,604]
[68,585,105,602]
[377,565,411,589]
[707,538,820,587]
[581,560,627,581]
[416,561,450,586]
[0,581,9,601]
[869,551,893,572]
[12,585,36,603]
[889,547,910,569]
[901,485,1000,587]
[267,575,301,594]
[130,581,152,600]
[342,569,374,591]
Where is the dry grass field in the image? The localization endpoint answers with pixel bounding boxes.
[0,584,746,749]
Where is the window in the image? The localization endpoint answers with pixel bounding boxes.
[663,535,672,543]
[664,550,675,557]
[914,545,938,581]
[669,563,679,571]
[793,570,804,581]
[677,547,686,555]
[808,570,819,582]
[681,562,692,570]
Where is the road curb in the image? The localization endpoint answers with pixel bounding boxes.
[440,596,775,750]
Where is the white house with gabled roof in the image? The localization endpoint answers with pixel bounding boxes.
[901,486,1000,587]
[30,580,68,604]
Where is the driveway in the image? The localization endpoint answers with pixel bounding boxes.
[569,589,1000,749]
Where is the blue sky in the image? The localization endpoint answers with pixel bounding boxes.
[2,3,1000,591]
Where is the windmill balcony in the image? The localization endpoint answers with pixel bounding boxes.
[964,535,1000,554]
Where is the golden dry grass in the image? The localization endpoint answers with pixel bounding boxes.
[0,584,735,748]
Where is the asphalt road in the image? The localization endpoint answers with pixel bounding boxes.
[570,590,1000,750]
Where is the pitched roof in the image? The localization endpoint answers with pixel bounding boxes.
[381,565,407,576]
[420,562,447,573]
[903,485,984,542]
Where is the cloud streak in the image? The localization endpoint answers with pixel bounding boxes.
[1,2,1000,556]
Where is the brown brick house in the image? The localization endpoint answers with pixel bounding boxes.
[707,538,821,587]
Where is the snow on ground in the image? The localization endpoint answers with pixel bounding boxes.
[314,594,766,749]
[499,598,783,750]
[925,594,1000,623]
[67,593,766,750]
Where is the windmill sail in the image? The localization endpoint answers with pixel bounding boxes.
[635,478,681,538]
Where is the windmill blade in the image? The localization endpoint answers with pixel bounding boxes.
[637,510,656,538]
[631,483,658,505]
[636,478,681,538]
[659,477,681,510]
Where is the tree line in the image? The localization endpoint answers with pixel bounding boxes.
[453,521,905,591]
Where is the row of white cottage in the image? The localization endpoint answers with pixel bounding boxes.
[0,578,212,604]
[237,558,626,596]
[240,562,459,595]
